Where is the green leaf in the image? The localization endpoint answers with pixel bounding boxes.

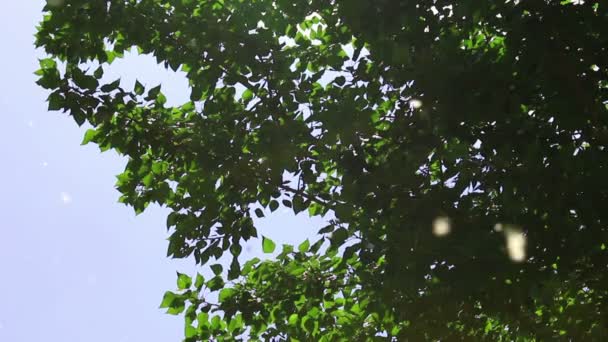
[219,288,237,302]
[206,276,225,291]
[151,161,167,175]
[39,58,56,70]
[105,50,117,64]
[288,313,298,326]
[177,272,192,290]
[167,299,185,315]
[301,315,315,333]
[298,239,310,253]
[334,76,346,86]
[47,92,64,111]
[190,86,204,101]
[142,173,154,187]
[92,65,104,79]
[194,273,205,290]
[292,196,306,214]
[230,244,242,257]
[166,212,179,228]
[156,93,167,106]
[308,202,323,216]
[330,227,349,246]
[227,256,241,280]
[242,89,254,102]
[281,244,294,255]
[134,80,145,95]
[197,312,209,328]
[241,257,260,275]
[254,208,264,218]
[210,264,223,276]
[262,236,276,253]
[159,291,176,308]
[286,263,305,276]
[146,85,161,100]
[72,68,99,90]
[269,200,279,212]
[36,68,61,89]
[228,314,243,333]
[100,79,121,92]
[81,129,98,145]
[185,325,197,338]
[210,315,222,330]
[318,225,334,234]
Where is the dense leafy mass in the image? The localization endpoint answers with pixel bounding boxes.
[36,0,608,340]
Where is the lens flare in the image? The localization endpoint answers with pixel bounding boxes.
[432,216,451,237]
[504,226,527,262]
[410,99,423,109]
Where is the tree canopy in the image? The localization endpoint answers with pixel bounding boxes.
[36,0,608,340]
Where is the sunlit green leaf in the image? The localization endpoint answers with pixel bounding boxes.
[262,236,276,253]
[177,272,192,290]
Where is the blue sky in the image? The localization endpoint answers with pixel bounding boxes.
[0,2,324,341]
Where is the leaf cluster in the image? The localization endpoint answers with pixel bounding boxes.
[36,0,608,339]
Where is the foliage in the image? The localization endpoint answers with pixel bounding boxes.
[36,0,608,340]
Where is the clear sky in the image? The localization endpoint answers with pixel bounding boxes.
[0,2,324,341]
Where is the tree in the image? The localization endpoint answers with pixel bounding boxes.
[36,0,608,339]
